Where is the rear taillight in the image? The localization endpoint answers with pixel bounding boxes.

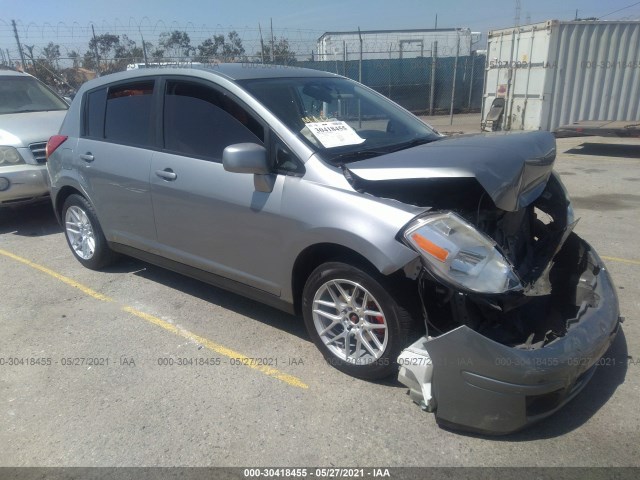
[46,135,68,160]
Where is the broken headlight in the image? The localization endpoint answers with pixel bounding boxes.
[403,212,522,294]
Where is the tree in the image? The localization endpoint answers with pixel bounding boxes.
[84,33,120,73]
[112,34,145,71]
[42,42,61,68]
[196,34,225,61]
[81,33,146,74]
[159,30,194,60]
[256,37,297,65]
[221,31,245,60]
[68,50,81,69]
[151,47,165,63]
[196,31,245,62]
[21,43,70,93]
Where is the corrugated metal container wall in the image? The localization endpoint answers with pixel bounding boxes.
[482,20,640,132]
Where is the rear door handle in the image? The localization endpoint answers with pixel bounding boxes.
[79,153,94,162]
[155,168,177,181]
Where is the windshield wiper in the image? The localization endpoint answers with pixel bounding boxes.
[329,137,439,164]
[386,136,440,153]
[328,149,390,164]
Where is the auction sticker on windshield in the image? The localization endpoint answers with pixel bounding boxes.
[305,120,365,148]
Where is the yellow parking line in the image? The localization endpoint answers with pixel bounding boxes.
[602,255,640,266]
[0,248,113,302]
[0,248,308,389]
[124,306,308,389]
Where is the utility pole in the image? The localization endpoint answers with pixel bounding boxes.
[357,27,363,83]
[91,24,100,75]
[429,41,437,115]
[11,20,27,70]
[270,18,275,64]
[139,27,149,67]
[449,33,460,125]
[357,27,363,128]
[258,23,265,63]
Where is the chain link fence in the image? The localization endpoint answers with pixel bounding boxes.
[295,54,485,114]
[0,20,485,114]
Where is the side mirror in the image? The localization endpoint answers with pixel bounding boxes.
[223,143,269,174]
[222,143,275,193]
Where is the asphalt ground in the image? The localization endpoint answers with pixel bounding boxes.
[0,125,639,468]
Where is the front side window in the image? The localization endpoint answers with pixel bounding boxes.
[163,80,263,160]
[104,81,154,147]
[0,75,68,115]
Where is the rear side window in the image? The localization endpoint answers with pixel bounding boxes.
[163,80,263,160]
[103,81,154,147]
[85,88,107,138]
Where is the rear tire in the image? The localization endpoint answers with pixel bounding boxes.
[62,194,116,270]
[302,261,416,380]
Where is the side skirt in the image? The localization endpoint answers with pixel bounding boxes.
[108,242,296,315]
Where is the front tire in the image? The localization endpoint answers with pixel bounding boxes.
[302,262,416,380]
[62,194,116,270]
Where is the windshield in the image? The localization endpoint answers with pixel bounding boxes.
[239,76,440,164]
[0,75,68,115]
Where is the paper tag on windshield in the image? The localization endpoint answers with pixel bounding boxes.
[305,121,365,148]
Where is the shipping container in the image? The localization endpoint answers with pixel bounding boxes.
[317,29,481,61]
[482,20,640,132]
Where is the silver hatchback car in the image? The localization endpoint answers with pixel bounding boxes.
[47,65,620,434]
[0,69,67,206]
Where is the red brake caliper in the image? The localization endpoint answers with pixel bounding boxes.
[367,301,385,341]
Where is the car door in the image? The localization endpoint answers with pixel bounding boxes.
[77,80,157,250]
[149,78,286,295]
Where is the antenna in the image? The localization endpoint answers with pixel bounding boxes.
[515,0,521,26]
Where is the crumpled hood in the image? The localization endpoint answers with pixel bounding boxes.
[0,110,67,147]
[346,131,556,212]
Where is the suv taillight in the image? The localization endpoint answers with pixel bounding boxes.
[46,135,68,160]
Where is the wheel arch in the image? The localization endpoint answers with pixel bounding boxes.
[290,242,421,315]
[54,185,85,224]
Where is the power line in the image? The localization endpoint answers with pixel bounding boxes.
[599,1,640,19]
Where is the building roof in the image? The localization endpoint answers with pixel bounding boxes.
[318,28,468,41]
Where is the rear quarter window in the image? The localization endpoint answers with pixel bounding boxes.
[84,88,107,138]
[83,81,155,147]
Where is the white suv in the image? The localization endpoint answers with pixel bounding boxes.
[0,69,68,207]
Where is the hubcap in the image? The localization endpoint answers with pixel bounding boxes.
[65,206,96,260]
[312,279,388,364]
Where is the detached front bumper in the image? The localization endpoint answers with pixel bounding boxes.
[398,237,621,435]
[0,164,50,207]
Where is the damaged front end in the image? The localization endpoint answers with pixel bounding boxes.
[346,131,621,434]
[398,235,620,434]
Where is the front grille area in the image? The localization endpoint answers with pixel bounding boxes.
[29,142,47,164]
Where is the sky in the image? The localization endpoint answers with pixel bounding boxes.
[1,0,639,57]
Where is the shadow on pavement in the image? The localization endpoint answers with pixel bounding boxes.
[102,256,310,343]
[0,201,61,237]
[565,143,640,158]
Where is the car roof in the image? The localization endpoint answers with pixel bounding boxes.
[0,69,33,78]
[77,63,341,92]
[195,63,340,80]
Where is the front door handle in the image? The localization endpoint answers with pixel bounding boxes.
[79,153,94,162]
[155,168,177,181]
